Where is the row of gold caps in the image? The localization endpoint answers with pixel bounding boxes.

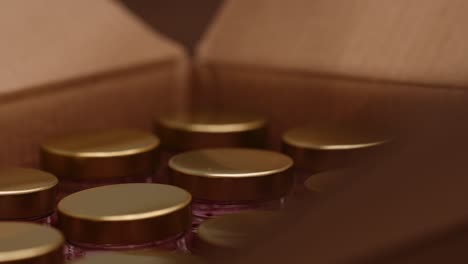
[0,222,202,264]
[39,112,389,181]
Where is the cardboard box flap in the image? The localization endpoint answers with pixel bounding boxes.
[241,110,468,263]
[0,0,184,97]
[197,0,468,88]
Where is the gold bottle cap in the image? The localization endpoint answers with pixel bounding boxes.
[282,123,390,171]
[282,124,389,150]
[58,183,191,245]
[0,168,58,219]
[155,112,267,151]
[40,129,160,180]
[0,222,64,263]
[72,251,205,264]
[169,148,293,201]
[197,211,278,251]
[304,169,350,194]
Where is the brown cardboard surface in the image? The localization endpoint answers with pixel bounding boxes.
[198,0,468,87]
[193,64,463,148]
[0,0,188,166]
[234,105,468,264]
[195,0,468,143]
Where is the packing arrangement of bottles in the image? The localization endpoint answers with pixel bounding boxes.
[0,111,391,263]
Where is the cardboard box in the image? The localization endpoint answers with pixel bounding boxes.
[3,1,468,262]
[0,0,188,166]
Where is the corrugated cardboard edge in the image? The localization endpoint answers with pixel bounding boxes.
[0,55,189,167]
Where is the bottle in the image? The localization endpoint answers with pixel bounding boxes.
[193,211,279,258]
[58,183,192,261]
[0,222,64,263]
[169,148,293,225]
[71,251,205,264]
[154,111,268,183]
[282,122,390,192]
[40,129,159,198]
[0,167,58,225]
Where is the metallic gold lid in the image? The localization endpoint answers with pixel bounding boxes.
[282,123,390,171]
[0,222,64,263]
[304,169,350,194]
[73,251,205,264]
[169,148,293,201]
[58,183,191,245]
[197,211,278,250]
[40,129,160,180]
[155,112,267,151]
[0,168,58,219]
[282,124,389,150]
